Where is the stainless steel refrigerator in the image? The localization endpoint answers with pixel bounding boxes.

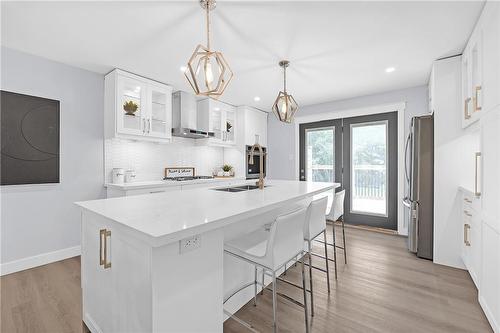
[403,114,434,260]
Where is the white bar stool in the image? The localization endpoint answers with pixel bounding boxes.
[223,208,310,333]
[280,197,332,317]
[326,189,347,265]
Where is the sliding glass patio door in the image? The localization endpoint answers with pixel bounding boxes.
[299,112,397,230]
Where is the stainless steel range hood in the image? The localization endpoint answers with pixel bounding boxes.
[172,91,214,139]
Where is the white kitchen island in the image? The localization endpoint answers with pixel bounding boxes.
[76,180,338,333]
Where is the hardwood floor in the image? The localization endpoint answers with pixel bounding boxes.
[1,256,81,333]
[1,226,491,333]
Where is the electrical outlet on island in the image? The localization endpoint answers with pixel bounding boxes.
[179,234,201,254]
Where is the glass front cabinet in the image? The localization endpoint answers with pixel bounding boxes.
[105,69,172,142]
[197,98,236,146]
[462,14,484,129]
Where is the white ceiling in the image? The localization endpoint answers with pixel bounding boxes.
[1,1,484,110]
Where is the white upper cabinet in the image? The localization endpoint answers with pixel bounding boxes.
[105,69,172,142]
[242,106,268,147]
[462,2,500,128]
[481,2,500,114]
[148,82,172,140]
[197,98,236,146]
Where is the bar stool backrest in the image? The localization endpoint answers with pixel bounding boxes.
[330,189,346,221]
[304,197,328,240]
[267,207,307,268]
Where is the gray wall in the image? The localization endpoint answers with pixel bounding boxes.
[1,47,105,265]
[267,85,429,180]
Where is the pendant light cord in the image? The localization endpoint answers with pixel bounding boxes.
[206,1,211,50]
[283,65,287,93]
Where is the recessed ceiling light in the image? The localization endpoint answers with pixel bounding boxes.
[385,67,396,73]
[214,107,220,111]
[254,96,261,102]
[180,66,187,72]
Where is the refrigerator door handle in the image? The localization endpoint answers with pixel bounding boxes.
[404,133,411,184]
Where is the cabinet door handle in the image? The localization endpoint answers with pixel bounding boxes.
[474,85,482,112]
[464,98,471,120]
[474,152,481,197]
[142,119,146,134]
[99,229,106,266]
[464,224,471,246]
[148,119,151,133]
[99,229,112,269]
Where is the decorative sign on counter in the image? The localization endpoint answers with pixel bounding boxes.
[164,167,195,178]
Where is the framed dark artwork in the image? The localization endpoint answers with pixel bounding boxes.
[1,90,60,185]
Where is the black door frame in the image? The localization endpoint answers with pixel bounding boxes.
[299,111,398,230]
[299,119,342,184]
[342,112,398,230]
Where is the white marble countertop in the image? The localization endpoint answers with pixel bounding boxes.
[105,177,247,190]
[77,180,338,246]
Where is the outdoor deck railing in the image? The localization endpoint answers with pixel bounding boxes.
[309,164,386,200]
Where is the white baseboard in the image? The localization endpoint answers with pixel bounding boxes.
[0,246,81,276]
[479,294,499,333]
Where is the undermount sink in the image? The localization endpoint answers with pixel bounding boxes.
[212,187,247,192]
[212,184,268,192]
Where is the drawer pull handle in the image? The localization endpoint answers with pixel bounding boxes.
[99,229,105,266]
[464,210,472,217]
[464,98,471,120]
[464,224,471,246]
[474,85,482,112]
[99,229,112,269]
[464,198,472,203]
[474,152,481,197]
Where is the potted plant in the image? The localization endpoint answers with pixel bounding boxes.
[123,101,139,116]
[222,164,232,177]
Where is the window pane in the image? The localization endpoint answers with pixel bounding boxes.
[306,127,334,183]
[351,122,387,216]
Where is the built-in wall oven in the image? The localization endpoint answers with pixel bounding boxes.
[246,145,267,179]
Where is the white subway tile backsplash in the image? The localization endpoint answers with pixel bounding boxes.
[104,138,224,182]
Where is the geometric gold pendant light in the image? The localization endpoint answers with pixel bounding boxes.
[184,0,233,98]
[272,60,299,123]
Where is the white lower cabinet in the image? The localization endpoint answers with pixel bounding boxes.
[81,210,224,332]
[461,192,482,288]
[479,223,500,333]
[81,212,154,332]
[82,217,113,332]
